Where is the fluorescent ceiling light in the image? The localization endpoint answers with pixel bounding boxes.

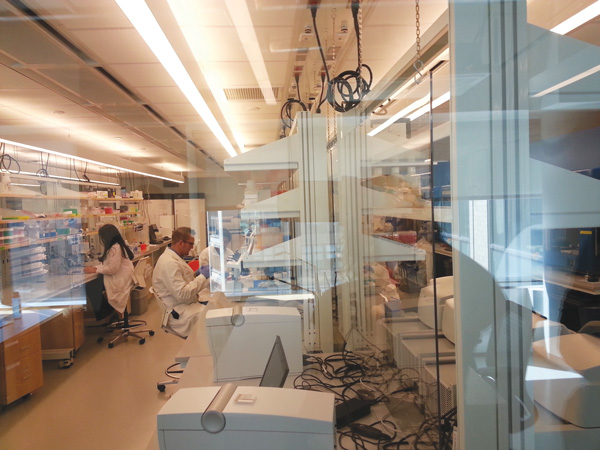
[532,64,600,97]
[369,52,450,136]
[551,1,600,35]
[0,138,182,184]
[368,95,429,136]
[408,92,450,121]
[115,0,238,158]
[167,0,246,153]
[13,171,121,186]
[270,46,321,54]
[224,0,277,106]
[11,183,39,187]
[389,49,450,100]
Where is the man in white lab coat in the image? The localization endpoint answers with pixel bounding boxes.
[152,227,210,337]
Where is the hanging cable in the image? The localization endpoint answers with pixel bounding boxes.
[0,142,21,174]
[311,1,331,84]
[295,73,303,105]
[72,159,82,181]
[312,0,372,113]
[280,73,307,137]
[82,162,91,182]
[316,71,327,113]
[36,152,50,179]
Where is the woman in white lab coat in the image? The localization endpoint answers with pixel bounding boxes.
[152,227,209,337]
[198,229,234,271]
[84,224,134,314]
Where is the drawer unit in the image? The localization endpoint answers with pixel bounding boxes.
[3,351,43,404]
[1,325,44,405]
[4,326,41,362]
[73,307,85,351]
[41,307,85,351]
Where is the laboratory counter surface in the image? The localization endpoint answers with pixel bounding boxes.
[147,297,418,450]
[147,348,411,450]
[0,241,170,405]
[148,306,600,450]
[544,267,600,295]
[0,309,65,343]
[7,240,170,317]
[12,240,170,307]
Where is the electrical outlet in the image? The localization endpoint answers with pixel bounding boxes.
[299,32,314,43]
[334,32,348,44]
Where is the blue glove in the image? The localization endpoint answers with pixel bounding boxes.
[196,265,210,279]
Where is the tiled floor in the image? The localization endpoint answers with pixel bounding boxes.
[0,298,182,450]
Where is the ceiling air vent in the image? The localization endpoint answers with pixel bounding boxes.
[223,87,280,101]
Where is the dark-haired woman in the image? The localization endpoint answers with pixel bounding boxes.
[84,224,134,314]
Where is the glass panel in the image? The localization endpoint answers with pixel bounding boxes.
[451,0,600,448]
[527,0,600,448]
[206,209,299,296]
[5,1,598,449]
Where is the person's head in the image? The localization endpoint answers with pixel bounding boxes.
[98,223,133,261]
[171,227,195,257]
[222,229,232,247]
[213,229,232,256]
[98,223,121,249]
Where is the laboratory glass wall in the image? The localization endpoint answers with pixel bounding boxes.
[0,0,599,449]
[449,0,600,449]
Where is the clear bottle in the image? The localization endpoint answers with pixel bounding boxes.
[12,292,22,319]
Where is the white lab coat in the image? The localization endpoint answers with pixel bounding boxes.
[95,243,134,314]
[198,245,234,271]
[152,248,209,337]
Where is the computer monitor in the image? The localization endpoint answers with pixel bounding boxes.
[149,224,159,244]
[259,335,289,388]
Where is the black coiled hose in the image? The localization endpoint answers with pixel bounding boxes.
[326,63,372,113]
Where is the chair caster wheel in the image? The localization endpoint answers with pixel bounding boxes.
[108,343,114,348]
[157,384,166,392]
[149,330,155,336]
[139,338,146,345]
[97,337,104,343]
[59,360,73,369]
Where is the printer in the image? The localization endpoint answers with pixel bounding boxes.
[205,306,302,381]
[157,384,335,450]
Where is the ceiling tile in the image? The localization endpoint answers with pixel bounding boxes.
[135,86,188,104]
[211,61,289,86]
[108,62,174,88]
[72,29,157,64]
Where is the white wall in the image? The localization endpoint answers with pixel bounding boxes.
[134,175,243,210]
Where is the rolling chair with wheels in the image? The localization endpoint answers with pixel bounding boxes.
[85,257,155,348]
[102,306,155,348]
[150,286,187,392]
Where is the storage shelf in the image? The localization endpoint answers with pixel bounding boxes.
[84,213,139,218]
[0,237,57,250]
[94,198,141,203]
[0,212,139,224]
[0,216,80,223]
[0,193,142,202]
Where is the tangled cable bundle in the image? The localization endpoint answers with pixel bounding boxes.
[312,0,372,114]
[0,142,21,174]
[294,343,456,450]
[280,97,307,136]
[326,64,372,113]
